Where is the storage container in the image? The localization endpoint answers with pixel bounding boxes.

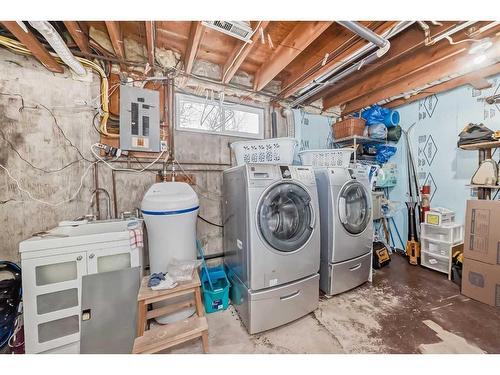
[421,237,453,257]
[424,207,455,226]
[421,223,464,245]
[298,148,354,168]
[200,265,230,313]
[230,137,297,166]
[333,118,366,139]
[421,250,449,274]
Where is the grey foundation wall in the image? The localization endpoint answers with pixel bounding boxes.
[0,48,288,263]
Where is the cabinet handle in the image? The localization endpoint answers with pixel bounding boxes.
[89,253,95,259]
[76,256,83,261]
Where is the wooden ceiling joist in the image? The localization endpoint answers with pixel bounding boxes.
[322,28,487,110]
[385,62,500,109]
[340,35,500,114]
[144,21,155,68]
[63,21,90,54]
[184,21,204,75]
[1,21,63,73]
[280,21,399,99]
[104,21,126,69]
[302,22,458,104]
[222,21,270,84]
[253,21,333,92]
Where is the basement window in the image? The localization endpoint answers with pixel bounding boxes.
[175,93,264,139]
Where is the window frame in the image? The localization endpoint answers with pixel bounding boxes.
[175,92,265,139]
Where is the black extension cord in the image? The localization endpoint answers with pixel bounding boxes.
[197,214,224,228]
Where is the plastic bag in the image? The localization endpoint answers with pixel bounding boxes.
[368,123,388,139]
[361,105,400,127]
[375,145,397,164]
[167,258,202,282]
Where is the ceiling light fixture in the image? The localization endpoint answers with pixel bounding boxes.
[473,54,487,65]
[469,38,493,55]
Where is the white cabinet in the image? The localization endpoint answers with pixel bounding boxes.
[87,245,139,274]
[23,251,87,354]
[22,245,140,354]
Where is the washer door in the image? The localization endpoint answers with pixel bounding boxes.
[258,182,315,253]
[338,181,371,235]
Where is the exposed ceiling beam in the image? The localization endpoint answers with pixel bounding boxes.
[280,21,398,99]
[144,21,155,69]
[1,21,63,73]
[63,21,90,53]
[104,21,126,70]
[323,24,499,110]
[253,21,333,92]
[384,62,500,109]
[301,22,458,103]
[222,21,270,84]
[340,35,500,114]
[184,21,204,75]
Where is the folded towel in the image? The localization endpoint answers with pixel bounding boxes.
[129,228,144,249]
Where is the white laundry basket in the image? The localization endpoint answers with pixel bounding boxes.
[230,137,297,165]
[298,148,354,168]
[141,182,199,324]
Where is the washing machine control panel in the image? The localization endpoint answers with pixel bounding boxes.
[246,164,316,186]
[288,166,316,185]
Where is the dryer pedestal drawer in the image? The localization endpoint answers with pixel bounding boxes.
[247,273,319,334]
[320,252,371,296]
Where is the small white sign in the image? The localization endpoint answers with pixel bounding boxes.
[269,278,278,287]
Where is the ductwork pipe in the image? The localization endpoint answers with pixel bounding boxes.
[336,21,389,49]
[289,21,415,107]
[28,21,86,76]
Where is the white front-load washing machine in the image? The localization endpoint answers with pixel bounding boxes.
[315,167,373,295]
[223,164,320,334]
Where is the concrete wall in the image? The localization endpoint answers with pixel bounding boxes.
[0,48,286,263]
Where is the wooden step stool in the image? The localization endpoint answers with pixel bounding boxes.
[133,271,209,354]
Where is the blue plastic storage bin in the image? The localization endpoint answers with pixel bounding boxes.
[200,265,230,313]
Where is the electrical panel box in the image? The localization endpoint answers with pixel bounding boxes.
[119,85,160,152]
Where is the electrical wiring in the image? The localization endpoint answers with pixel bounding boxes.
[0,35,115,138]
[444,35,481,45]
[0,160,97,207]
[197,214,224,228]
[90,143,168,173]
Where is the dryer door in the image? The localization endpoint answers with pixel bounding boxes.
[257,182,314,253]
[338,180,371,235]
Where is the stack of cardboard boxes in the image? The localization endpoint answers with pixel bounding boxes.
[462,200,500,307]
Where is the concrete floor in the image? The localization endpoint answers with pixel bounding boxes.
[169,254,500,354]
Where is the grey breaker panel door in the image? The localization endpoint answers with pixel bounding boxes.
[257,182,314,253]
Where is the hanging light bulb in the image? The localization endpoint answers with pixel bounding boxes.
[469,38,493,55]
[473,54,487,65]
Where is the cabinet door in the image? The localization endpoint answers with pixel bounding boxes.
[22,251,87,353]
[87,245,139,274]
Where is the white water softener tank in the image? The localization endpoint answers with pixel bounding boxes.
[141,182,199,323]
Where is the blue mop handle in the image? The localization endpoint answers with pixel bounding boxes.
[197,240,214,291]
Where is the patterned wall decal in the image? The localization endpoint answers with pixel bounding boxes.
[423,134,438,166]
[423,172,437,202]
[423,94,439,118]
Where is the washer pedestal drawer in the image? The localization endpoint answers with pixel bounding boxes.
[320,252,371,296]
[246,273,319,334]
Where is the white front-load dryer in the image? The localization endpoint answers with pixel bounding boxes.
[223,164,320,333]
[315,167,373,295]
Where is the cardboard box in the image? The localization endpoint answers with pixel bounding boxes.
[464,200,500,265]
[462,258,500,307]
